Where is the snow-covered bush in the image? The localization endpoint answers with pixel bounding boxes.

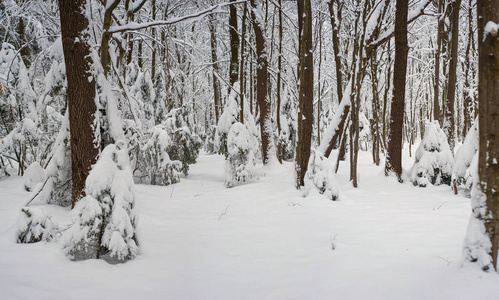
[137,125,182,185]
[16,207,57,244]
[64,142,138,262]
[131,70,155,129]
[204,125,217,154]
[163,106,202,175]
[410,121,454,187]
[225,122,254,188]
[216,84,241,157]
[278,86,297,161]
[304,149,339,200]
[24,161,46,192]
[453,121,478,195]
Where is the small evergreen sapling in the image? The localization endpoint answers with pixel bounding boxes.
[224,122,254,188]
[410,121,454,187]
[452,121,478,195]
[304,149,339,200]
[16,207,57,243]
[64,142,138,262]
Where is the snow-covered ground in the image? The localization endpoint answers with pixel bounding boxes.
[1,148,499,300]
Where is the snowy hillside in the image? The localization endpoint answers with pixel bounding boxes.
[1,149,499,300]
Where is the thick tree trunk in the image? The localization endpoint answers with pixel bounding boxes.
[58,0,98,207]
[385,0,409,180]
[249,0,272,164]
[295,0,314,187]
[444,0,461,151]
[466,0,499,271]
[229,3,239,90]
[434,0,445,122]
[209,16,221,124]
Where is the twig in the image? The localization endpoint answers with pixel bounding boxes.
[218,203,230,221]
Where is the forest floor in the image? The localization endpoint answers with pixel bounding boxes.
[1,146,499,299]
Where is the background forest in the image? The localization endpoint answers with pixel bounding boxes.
[1,0,499,298]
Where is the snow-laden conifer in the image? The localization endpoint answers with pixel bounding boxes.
[224,122,254,188]
[304,149,339,200]
[16,207,57,244]
[453,121,478,195]
[410,121,454,187]
[64,141,138,262]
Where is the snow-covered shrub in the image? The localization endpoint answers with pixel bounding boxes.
[33,112,72,207]
[225,122,254,188]
[204,125,217,154]
[64,142,138,262]
[16,207,57,243]
[131,70,156,129]
[137,125,182,185]
[216,84,241,157]
[304,149,339,200]
[278,86,297,161]
[453,121,478,195]
[163,106,202,175]
[24,162,46,192]
[410,121,454,187]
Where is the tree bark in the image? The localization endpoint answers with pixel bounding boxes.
[444,0,461,151]
[249,0,272,164]
[229,2,239,90]
[295,0,314,187]
[474,0,499,271]
[385,0,409,180]
[58,0,98,207]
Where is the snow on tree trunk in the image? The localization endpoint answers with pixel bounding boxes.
[225,122,254,188]
[410,121,454,187]
[64,142,138,262]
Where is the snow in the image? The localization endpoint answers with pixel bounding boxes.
[1,149,499,298]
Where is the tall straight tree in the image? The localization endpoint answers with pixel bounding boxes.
[58,0,98,207]
[443,0,461,151]
[249,0,272,164]
[295,0,314,187]
[463,0,499,271]
[229,3,239,90]
[385,0,409,180]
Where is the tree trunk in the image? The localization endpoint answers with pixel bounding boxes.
[295,0,314,187]
[276,0,283,162]
[434,0,445,122]
[385,0,409,180]
[58,0,98,207]
[444,0,461,151]
[229,3,239,90]
[249,0,272,164]
[209,16,221,124]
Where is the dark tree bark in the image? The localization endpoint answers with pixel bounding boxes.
[239,3,247,124]
[465,0,499,271]
[209,15,221,124]
[433,0,445,122]
[295,0,314,187]
[58,0,98,207]
[249,0,272,164]
[444,0,461,151]
[276,0,283,162]
[229,3,239,90]
[385,0,409,180]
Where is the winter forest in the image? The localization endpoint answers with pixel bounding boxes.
[1,0,499,298]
